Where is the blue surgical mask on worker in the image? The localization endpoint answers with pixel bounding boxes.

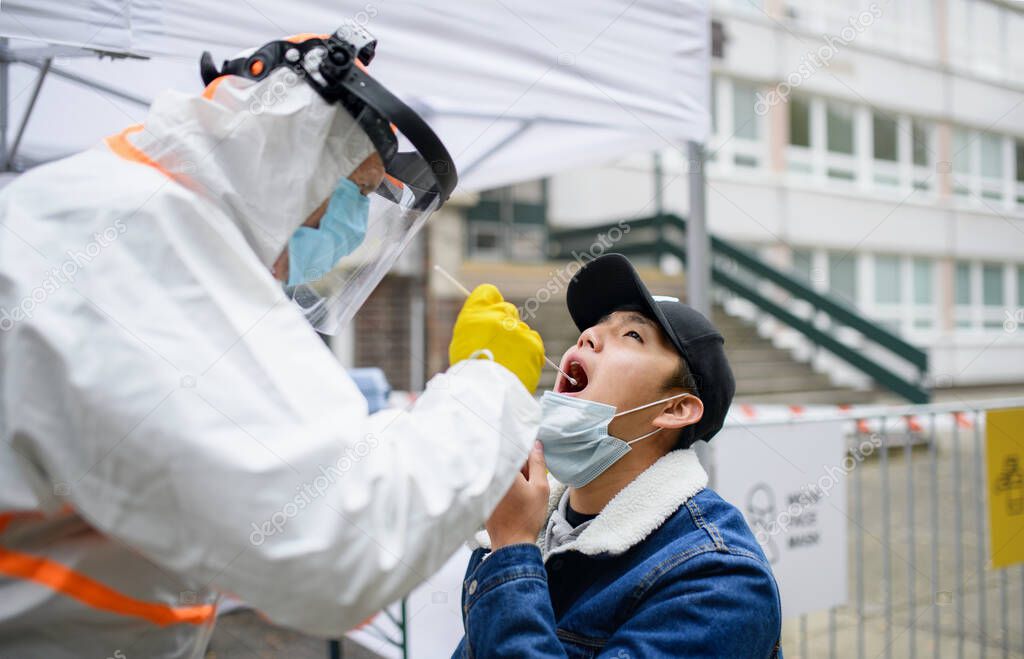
[287,178,370,286]
[537,391,693,488]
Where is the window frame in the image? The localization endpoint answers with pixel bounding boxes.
[707,77,769,176]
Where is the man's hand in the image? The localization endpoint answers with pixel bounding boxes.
[486,441,551,550]
[448,284,544,392]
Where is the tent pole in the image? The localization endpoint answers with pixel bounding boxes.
[6,58,52,171]
[686,139,714,484]
[653,151,665,214]
[686,140,710,316]
[25,60,150,107]
[458,120,533,179]
[0,38,9,171]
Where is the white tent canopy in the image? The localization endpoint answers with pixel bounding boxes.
[0,0,709,191]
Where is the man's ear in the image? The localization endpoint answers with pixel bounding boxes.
[652,394,703,432]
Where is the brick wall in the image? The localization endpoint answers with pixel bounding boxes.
[354,275,414,390]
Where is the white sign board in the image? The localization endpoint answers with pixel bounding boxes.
[714,420,849,619]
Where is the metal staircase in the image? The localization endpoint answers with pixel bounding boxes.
[547,214,930,404]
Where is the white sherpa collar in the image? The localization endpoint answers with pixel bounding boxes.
[471,449,708,560]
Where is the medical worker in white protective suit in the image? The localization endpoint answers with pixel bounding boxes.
[0,26,545,658]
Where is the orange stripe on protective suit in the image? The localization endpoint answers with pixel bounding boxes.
[105,124,175,181]
[0,512,42,534]
[285,33,329,44]
[0,506,72,534]
[0,547,215,627]
[202,75,228,100]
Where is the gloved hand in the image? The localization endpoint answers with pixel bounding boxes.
[449,284,545,393]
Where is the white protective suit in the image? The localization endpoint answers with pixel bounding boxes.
[0,67,539,657]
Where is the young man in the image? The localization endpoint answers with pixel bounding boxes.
[452,253,783,658]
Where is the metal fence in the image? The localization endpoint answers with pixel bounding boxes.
[735,397,1024,658]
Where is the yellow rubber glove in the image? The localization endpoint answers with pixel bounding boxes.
[449,284,545,393]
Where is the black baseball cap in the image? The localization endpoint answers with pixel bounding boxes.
[566,253,735,446]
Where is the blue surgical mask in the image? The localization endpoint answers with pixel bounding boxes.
[287,178,370,286]
[537,391,693,488]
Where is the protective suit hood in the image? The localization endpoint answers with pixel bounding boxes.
[125,67,376,267]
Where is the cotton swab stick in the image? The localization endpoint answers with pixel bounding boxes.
[433,265,578,387]
[433,264,472,297]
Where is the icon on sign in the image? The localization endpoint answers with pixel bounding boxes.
[995,455,1023,516]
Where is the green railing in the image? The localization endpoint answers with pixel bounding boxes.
[549,213,930,403]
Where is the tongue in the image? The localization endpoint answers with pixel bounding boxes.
[570,365,587,391]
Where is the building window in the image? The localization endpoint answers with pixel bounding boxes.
[872,114,899,187]
[828,251,858,307]
[954,261,973,329]
[971,0,1004,78]
[825,102,855,181]
[788,0,933,61]
[913,259,933,305]
[952,128,972,198]
[466,180,548,261]
[955,262,972,304]
[790,95,811,148]
[786,94,813,174]
[911,119,933,191]
[1019,265,1024,307]
[874,255,901,304]
[912,121,930,167]
[870,112,933,192]
[710,75,718,136]
[982,263,1005,329]
[711,20,726,59]
[787,95,935,194]
[792,248,813,282]
[873,116,898,163]
[949,0,1015,81]
[731,81,762,168]
[982,263,1004,305]
[911,258,934,330]
[979,132,1004,202]
[951,127,1015,207]
[1015,140,1024,206]
[1012,11,1024,81]
[732,84,759,141]
[707,78,766,174]
[954,260,1011,332]
[872,256,936,333]
[872,254,902,332]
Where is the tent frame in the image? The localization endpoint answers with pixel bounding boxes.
[0,38,149,172]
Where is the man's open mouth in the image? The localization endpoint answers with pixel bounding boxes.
[557,359,589,395]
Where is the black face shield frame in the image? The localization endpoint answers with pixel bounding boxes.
[199,21,458,210]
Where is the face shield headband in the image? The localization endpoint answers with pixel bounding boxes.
[199,22,458,209]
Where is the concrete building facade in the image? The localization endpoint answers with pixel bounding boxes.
[346,0,1024,398]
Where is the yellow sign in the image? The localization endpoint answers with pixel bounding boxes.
[987,408,1024,569]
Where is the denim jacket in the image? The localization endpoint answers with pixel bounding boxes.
[452,449,783,658]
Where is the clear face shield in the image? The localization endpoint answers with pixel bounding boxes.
[285,113,444,334]
[201,22,457,335]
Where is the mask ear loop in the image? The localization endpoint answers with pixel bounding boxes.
[613,392,696,445]
[625,427,663,445]
[613,392,694,418]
